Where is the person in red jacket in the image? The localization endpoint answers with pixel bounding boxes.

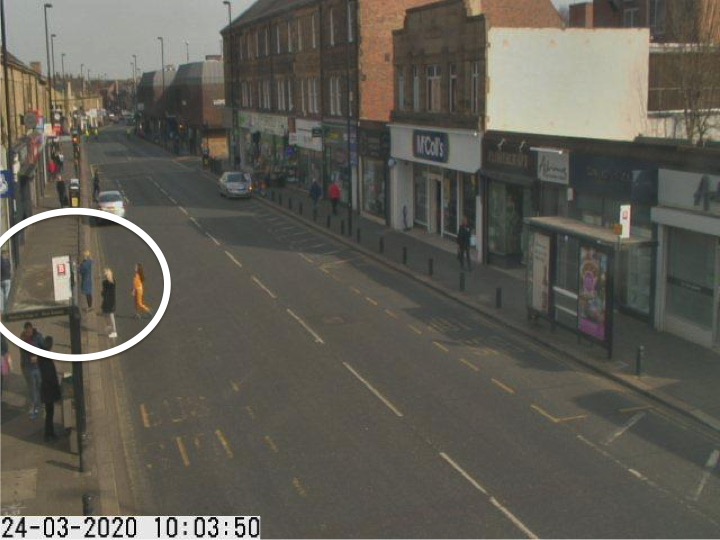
[329,181,341,216]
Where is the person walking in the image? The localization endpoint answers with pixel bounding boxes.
[457,216,473,271]
[55,176,68,208]
[309,179,322,220]
[19,322,43,419]
[92,170,101,202]
[38,336,61,443]
[1,250,12,312]
[78,251,94,310]
[101,268,118,339]
[132,263,152,319]
[329,180,341,216]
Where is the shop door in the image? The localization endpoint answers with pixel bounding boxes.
[427,172,442,234]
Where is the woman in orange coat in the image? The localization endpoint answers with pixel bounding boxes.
[132,263,152,319]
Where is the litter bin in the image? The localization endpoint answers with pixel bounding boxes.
[69,178,81,208]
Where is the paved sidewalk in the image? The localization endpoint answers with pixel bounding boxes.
[0,138,113,516]
[251,177,720,434]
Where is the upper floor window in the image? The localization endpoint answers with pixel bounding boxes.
[288,21,294,52]
[623,7,640,27]
[347,1,355,43]
[310,77,319,114]
[277,79,286,111]
[426,65,441,112]
[330,8,336,46]
[649,0,666,37]
[287,79,294,111]
[298,18,304,51]
[397,69,405,111]
[276,25,281,54]
[449,63,457,113]
[312,13,318,49]
[255,31,260,57]
[264,27,270,56]
[300,78,306,114]
[329,76,342,116]
[470,60,480,114]
[412,65,420,111]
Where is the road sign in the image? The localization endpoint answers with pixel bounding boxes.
[53,255,73,302]
[0,170,13,199]
[1,306,72,323]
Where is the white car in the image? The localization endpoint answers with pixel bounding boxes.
[219,172,253,199]
[96,190,127,220]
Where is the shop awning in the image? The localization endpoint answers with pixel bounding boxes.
[525,216,654,249]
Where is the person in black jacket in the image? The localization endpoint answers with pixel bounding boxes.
[38,336,61,442]
[457,216,473,271]
[101,268,118,339]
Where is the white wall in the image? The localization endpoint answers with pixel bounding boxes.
[486,28,649,141]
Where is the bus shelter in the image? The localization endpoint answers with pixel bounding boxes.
[524,216,654,358]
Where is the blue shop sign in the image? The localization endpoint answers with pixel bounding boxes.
[0,170,13,199]
[413,130,449,163]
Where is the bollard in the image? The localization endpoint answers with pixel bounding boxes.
[379,237,385,254]
[428,258,434,277]
[82,493,96,516]
[299,202,303,215]
[289,197,293,210]
[460,272,466,291]
[402,246,408,265]
[495,287,502,309]
[278,193,283,205]
[356,228,361,244]
[271,190,275,202]
[636,345,644,377]
[341,220,345,236]
[326,215,331,228]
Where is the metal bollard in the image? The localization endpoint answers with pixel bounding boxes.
[341,220,345,236]
[496,287,502,309]
[271,190,276,202]
[460,272,466,291]
[326,215,331,228]
[356,228,361,243]
[289,197,293,210]
[278,193,283,205]
[379,237,385,254]
[428,258,434,277]
[299,202,303,215]
[82,493,96,516]
[636,345,644,377]
[402,246,408,265]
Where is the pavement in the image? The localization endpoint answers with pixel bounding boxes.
[2,135,718,517]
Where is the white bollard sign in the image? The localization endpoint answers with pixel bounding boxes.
[52,255,72,302]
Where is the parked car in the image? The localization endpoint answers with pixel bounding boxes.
[95,190,127,222]
[218,172,253,199]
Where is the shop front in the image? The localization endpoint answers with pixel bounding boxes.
[237,112,291,181]
[292,119,323,191]
[389,124,481,243]
[652,169,720,349]
[358,123,390,222]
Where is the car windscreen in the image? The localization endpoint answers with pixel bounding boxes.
[98,193,123,203]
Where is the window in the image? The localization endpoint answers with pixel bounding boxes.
[298,18,303,51]
[426,65,441,112]
[650,0,666,37]
[264,27,269,56]
[288,21,294,53]
[255,31,260,57]
[470,60,480,114]
[309,77,319,113]
[623,7,639,27]
[257,81,262,108]
[329,76,342,116]
[330,8,336,46]
[347,1,355,43]
[412,65,420,111]
[397,69,405,111]
[238,33,244,60]
[277,79,286,111]
[287,79,294,111]
[276,25,281,54]
[263,79,271,109]
[312,13,317,49]
[449,63,457,113]
[300,78,306,114]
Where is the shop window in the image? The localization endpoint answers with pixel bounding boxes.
[461,173,477,228]
[414,166,428,226]
[488,183,524,257]
[443,170,459,237]
[362,158,386,217]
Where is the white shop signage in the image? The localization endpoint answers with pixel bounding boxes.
[537,150,569,185]
[294,119,323,151]
[659,169,720,216]
[238,112,288,137]
[389,124,481,173]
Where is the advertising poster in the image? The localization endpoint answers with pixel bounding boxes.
[528,231,551,314]
[578,247,608,340]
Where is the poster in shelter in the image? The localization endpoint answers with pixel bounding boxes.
[578,247,608,340]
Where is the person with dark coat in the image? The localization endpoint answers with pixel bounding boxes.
[19,322,44,418]
[309,179,322,219]
[101,268,118,339]
[457,216,473,271]
[78,251,94,310]
[38,336,61,442]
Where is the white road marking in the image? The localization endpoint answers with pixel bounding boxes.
[384,309,398,319]
[365,296,378,306]
[286,308,324,344]
[692,449,720,501]
[224,251,243,268]
[298,253,314,263]
[343,362,403,417]
[439,452,537,539]
[206,233,221,246]
[168,197,177,205]
[190,216,201,227]
[603,412,646,446]
[178,206,189,216]
[252,276,278,299]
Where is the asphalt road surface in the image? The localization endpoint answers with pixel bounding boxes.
[86,125,720,538]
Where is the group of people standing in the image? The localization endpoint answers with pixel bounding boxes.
[48,150,68,208]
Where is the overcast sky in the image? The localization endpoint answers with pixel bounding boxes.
[4,0,571,80]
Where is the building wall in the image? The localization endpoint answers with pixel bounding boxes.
[486,27,649,141]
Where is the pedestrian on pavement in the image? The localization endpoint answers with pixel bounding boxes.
[92,170,101,202]
[132,263,152,319]
[38,336,61,443]
[329,180,341,216]
[57,152,64,174]
[78,251,94,310]
[1,335,11,400]
[457,216,473,271]
[55,176,68,208]
[102,268,118,339]
[309,179,322,219]
[19,322,43,419]
[1,249,12,312]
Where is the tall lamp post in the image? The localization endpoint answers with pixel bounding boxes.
[50,33,57,119]
[223,0,234,168]
[61,52,67,125]
[80,63,84,96]
[157,37,165,144]
[185,41,189,63]
[132,54,137,113]
[43,3,53,125]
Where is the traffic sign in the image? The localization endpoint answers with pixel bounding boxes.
[1,306,72,323]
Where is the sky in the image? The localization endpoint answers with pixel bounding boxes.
[4,0,572,81]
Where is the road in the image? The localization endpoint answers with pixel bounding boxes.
[86,125,720,538]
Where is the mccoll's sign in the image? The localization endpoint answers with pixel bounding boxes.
[413,130,449,163]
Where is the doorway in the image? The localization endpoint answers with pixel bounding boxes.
[427,171,442,234]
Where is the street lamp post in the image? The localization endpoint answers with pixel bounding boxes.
[157,36,165,93]
[185,41,189,63]
[132,54,137,113]
[61,52,67,125]
[223,0,234,168]
[50,33,57,119]
[43,3,53,125]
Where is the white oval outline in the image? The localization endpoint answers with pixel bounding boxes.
[0,208,171,362]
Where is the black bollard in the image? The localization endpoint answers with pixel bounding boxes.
[82,494,96,516]
[326,215,331,228]
[636,345,645,377]
[460,272,466,291]
[278,193,283,205]
[271,190,276,202]
[341,220,345,236]
[299,202,303,215]
[402,246,408,265]
[379,237,385,254]
[495,287,502,309]
[428,258,434,277]
[356,228,361,243]
[289,197,293,210]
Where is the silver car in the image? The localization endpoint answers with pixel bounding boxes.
[95,190,127,223]
[219,172,253,199]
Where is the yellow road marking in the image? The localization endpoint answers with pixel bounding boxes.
[365,296,378,306]
[350,286,362,295]
[460,358,480,372]
[473,347,499,357]
[231,381,241,392]
[175,437,191,467]
[292,477,308,498]
[433,341,449,353]
[531,404,587,424]
[408,324,422,335]
[298,253,314,264]
[264,435,279,453]
[384,309,398,319]
[140,404,151,428]
[491,378,516,395]
[215,429,234,459]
